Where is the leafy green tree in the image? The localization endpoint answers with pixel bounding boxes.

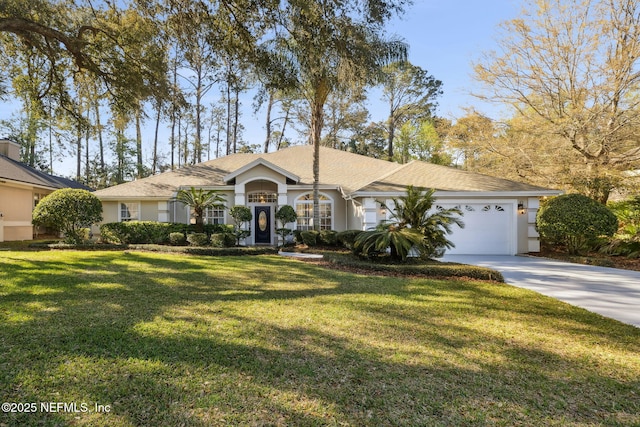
[380,61,443,161]
[395,120,451,165]
[355,186,464,261]
[536,194,618,255]
[32,189,103,244]
[175,187,226,233]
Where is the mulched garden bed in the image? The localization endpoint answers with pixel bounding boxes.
[531,245,640,272]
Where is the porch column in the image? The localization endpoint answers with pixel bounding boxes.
[234,183,246,207]
[277,182,288,207]
[527,197,541,252]
[362,198,378,231]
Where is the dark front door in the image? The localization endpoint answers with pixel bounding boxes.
[254,206,271,244]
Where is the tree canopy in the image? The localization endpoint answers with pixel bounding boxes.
[473,0,640,202]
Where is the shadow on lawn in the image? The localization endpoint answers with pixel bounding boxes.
[1,251,639,426]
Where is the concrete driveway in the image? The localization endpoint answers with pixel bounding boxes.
[441,255,640,328]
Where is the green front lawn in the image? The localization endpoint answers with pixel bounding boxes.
[1,250,638,426]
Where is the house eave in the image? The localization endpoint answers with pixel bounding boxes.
[0,177,58,191]
[96,196,173,202]
[349,189,563,198]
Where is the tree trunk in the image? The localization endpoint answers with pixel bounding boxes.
[170,58,178,170]
[226,80,232,155]
[309,81,329,231]
[152,105,161,174]
[135,110,143,178]
[233,89,240,154]
[195,67,203,163]
[387,112,395,161]
[84,125,90,183]
[76,124,82,181]
[264,91,274,153]
[177,114,182,168]
[94,100,104,173]
[278,108,290,150]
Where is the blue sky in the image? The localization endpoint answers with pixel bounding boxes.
[380,0,520,121]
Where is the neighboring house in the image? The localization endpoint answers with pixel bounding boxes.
[94,145,561,255]
[0,139,91,242]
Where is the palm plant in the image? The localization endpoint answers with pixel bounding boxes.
[175,187,226,233]
[355,186,464,261]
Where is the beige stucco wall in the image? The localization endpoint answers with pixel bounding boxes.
[0,183,54,241]
[140,201,159,221]
[101,200,177,224]
[101,201,119,223]
[236,165,287,186]
[0,185,33,221]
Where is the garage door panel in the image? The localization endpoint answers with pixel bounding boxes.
[437,203,514,255]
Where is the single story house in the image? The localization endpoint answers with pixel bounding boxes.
[0,139,91,242]
[94,145,561,255]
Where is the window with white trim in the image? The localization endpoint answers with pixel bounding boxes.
[295,193,332,230]
[120,202,140,222]
[204,206,225,225]
[248,191,277,204]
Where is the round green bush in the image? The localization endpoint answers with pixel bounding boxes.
[318,230,338,246]
[210,232,235,248]
[169,232,187,246]
[536,194,618,254]
[187,232,209,246]
[336,230,363,249]
[300,230,319,246]
[32,188,103,244]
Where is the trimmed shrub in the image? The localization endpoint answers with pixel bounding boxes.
[100,221,183,244]
[100,222,238,245]
[210,232,235,248]
[32,189,103,244]
[203,223,234,236]
[99,223,128,244]
[322,252,504,282]
[187,233,209,246]
[600,197,640,257]
[336,230,363,249]
[293,230,303,244]
[126,245,278,256]
[300,230,319,246]
[169,232,187,246]
[318,230,338,246]
[537,194,618,255]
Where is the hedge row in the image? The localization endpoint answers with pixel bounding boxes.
[322,252,504,282]
[100,222,233,245]
[126,244,278,256]
[293,229,363,247]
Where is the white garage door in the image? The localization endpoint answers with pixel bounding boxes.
[437,202,515,255]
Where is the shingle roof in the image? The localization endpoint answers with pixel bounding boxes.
[357,160,552,193]
[0,154,91,190]
[93,145,555,199]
